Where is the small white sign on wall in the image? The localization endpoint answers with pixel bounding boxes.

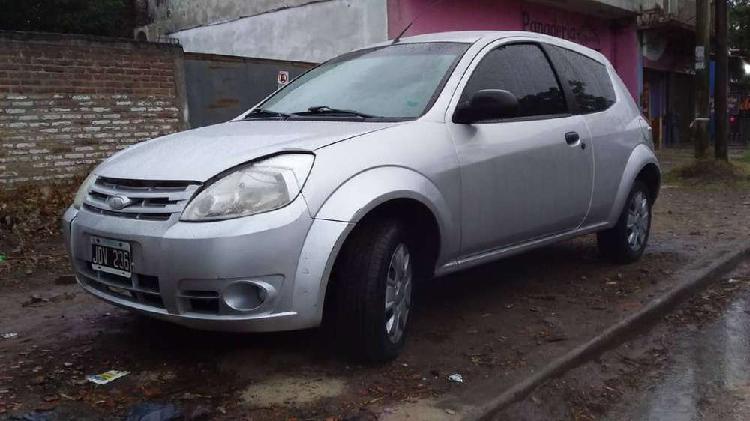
[277,70,290,89]
[695,46,705,70]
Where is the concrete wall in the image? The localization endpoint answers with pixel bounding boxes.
[170,0,388,63]
[0,32,187,185]
[639,0,696,27]
[139,0,324,38]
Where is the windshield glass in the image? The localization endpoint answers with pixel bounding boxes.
[259,42,469,119]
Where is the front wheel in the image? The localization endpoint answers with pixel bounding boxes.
[597,180,652,263]
[332,218,416,362]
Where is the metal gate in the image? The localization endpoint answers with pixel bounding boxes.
[183,53,314,128]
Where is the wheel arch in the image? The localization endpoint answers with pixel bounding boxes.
[635,162,661,203]
[292,166,458,327]
[320,196,442,332]
[312,166,458,261]
[606,144,661,225]
[338,197,442,268]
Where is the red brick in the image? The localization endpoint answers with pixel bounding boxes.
[1,33,184,185]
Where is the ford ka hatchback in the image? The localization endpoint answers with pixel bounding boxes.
[63,31,660,361]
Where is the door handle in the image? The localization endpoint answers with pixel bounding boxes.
[565,131,586,149]
[565,131,580,145]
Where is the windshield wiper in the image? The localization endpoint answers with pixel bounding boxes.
[244,108,290,119]
[292,106,377,119]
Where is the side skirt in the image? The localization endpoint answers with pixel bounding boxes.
[433,222,609,277]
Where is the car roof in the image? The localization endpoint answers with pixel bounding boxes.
[394,31,492,44]
[378,31,610,66]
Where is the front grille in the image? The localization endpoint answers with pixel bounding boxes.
[82,177,201,221]
[83,204,172,221]
[77,264,165,309]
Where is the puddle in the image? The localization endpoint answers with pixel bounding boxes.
[239,376,346,407]
[607,292,750,420]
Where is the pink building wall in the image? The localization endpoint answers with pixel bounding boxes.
[387,0,640,101]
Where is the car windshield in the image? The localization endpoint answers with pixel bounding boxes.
[258,42,469,120]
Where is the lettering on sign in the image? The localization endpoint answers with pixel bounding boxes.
[521,11,601,48]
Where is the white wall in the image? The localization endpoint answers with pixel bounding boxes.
[145,0,324,34]
[171,0,388,63]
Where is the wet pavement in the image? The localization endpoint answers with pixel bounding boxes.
[606,288,750,421]
[498,260,750,421]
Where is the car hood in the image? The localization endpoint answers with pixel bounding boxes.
[95,120,399,181]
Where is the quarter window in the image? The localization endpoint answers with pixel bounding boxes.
[459,44,567,118]
[547,45,616,114]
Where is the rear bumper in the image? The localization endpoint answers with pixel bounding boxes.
[62,197,349,332]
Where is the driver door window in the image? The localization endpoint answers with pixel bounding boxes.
[459,44,567,118]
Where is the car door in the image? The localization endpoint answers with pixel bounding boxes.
[544,44,627,227]
[447,42,594,256]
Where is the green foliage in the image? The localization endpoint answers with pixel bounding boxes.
[730,0,750,52]
[0,0,134,37]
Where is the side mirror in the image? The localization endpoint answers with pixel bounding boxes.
[453,89,519,124]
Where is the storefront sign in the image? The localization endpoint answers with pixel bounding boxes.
[521,11,600,47]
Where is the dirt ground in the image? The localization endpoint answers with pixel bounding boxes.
[1,148,749,420]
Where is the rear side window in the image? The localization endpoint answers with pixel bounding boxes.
[547,45,615,114]
[459,44,567,118]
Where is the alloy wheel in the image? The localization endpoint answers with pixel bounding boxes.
[626,191,650,252]
[385,243,412,344]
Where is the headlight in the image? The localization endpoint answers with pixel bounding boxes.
[72,173,97,210]
[181,153,314,221]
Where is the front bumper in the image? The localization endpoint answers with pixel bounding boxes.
[62,197,348,332]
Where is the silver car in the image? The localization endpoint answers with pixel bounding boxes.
[63,31,659,361]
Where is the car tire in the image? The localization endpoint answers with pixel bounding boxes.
[332,217,417,362]
[597,180,652,263]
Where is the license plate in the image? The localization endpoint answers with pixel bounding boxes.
[91,237,132,278]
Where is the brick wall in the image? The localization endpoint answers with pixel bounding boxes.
[0,31,187,185]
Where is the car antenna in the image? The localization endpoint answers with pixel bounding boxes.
[391,21,415,44]
[390,0,447,44]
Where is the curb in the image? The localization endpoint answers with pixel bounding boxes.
[461,239,750,421]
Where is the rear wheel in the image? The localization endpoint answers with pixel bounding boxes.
[597,180,652,263]
[332,218,416,362]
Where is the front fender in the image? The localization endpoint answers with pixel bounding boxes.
[291,217,351,328]
[290,167,459,326]
[606,144,660,225]
[313,166,459,261]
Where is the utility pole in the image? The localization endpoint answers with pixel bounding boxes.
[693,0,712,159]
[715,0,729,160]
